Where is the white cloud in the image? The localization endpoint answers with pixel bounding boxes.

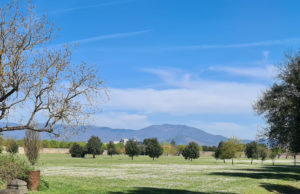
[102,68,266,115]
[89,112,150,129]
[209,65,278,79]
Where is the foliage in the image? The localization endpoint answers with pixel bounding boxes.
[245,141,259,164]
[214,141,225,160]
[258,144,269,164]
[254,52,300,154]
[0,0,105,136]
[144,138,163,160]
[24,130,41,165]
[107,141,117,157]
[202,145,217,152]
[115,143,125,154]
[69,143,86,158]
[182,141,200,161]
[162,144,178,156]
[220,138,244,164]
[0,154,33,185]
[86,136,103,158]
[6,139,19,154]
[170,139,176,147]
[125,139,140,160]
[176,145,186,156]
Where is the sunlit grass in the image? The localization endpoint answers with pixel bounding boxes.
[33,154,300,194]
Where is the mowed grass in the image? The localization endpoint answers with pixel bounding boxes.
[34,154,300,194]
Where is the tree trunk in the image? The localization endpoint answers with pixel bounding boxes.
[223,159,225,163]
[153,157,154,161]
[93,154,95,159]
[251,159,253,165]
[294,154,297,167]
[131,156,133,160]
[272,160,274,166]
[231,158,233,165]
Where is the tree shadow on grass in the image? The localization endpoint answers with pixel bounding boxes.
[260,183,300,194]
[109,187,236,194]
[209,165,300,181]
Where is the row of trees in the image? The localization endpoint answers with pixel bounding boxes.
[214,138,284,165]
[70,137,202,161]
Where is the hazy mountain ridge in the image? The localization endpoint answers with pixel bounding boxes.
[1,123,251,146]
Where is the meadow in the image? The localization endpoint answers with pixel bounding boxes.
[33,154,300,194]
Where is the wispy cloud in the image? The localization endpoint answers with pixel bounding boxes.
[161,38,300,51]
[50,0,132,15]
[70,30,151,44]
[209,65,278,79]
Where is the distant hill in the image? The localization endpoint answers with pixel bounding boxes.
[1,123,252,146]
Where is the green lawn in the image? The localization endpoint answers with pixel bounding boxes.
[33,154,300,194]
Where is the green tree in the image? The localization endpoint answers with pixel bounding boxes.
[69,143,86,158]
[107,141,117,157]
[125,139,140,160]
[170,139,176,147]
[182,142,200,161]
[270,147,281,166]
[214,141,225,163]
[144,138,163,160]
[245,141,259,164]
[220,138,244,165]
[254,52,300,166]
[86,136,102,158]
[6,139,18,154]
[258,144,269,165]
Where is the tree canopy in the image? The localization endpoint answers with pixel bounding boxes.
[254,52,300,154]
[182,141,200,161]
[86,136,102,158]
[244,141,259,164]
[125,139,140,160]
[143,138,163,160]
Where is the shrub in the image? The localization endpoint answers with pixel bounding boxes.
[6,139,19,154]
[0,155,33,185]
[24,130,41,165]
[69,143,86,158]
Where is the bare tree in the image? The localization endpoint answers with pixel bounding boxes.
[0,1,106,136]
[24,130,40,165]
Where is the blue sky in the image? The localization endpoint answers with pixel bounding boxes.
[31,0,300,139]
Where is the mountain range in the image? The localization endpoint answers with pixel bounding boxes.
[1,124,251,146]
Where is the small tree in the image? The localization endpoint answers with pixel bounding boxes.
[125,139,140,160]
[69,143,86,158]
[170,139,176,147]
[6,139,18,154]
[107,141,117,157]
[182,142,200,161]
[215,141,225,163]
[258,144,268,165]
[24,130,40,165]
[86,136,102,158]
[220,138,244,165]
[270,148,279,166]
[144,138,163,160]
[245,141,259,164]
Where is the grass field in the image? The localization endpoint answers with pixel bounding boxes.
[33,154,300,194]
